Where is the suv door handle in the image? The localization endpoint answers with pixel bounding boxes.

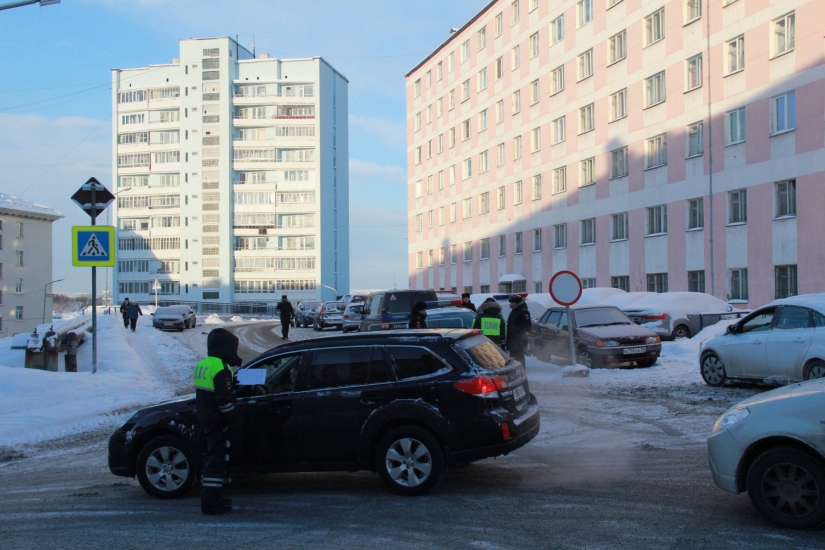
[268,402,292,411]
[360,395,386,406]
[793,337,805,343]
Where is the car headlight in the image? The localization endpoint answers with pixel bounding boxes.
[712,407,749,434]
[597,339,620,348]
[645,335,660,345]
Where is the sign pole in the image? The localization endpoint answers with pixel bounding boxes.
[91,183,97,375]
[566,305,576,366]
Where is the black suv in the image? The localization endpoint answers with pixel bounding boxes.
[108,330,539,497]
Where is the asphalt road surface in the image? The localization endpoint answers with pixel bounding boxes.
[1,325,822,549]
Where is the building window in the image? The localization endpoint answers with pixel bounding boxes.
[439,247,445,265]
[495,57,504,80]
[481,238,491,259]
[415,147,422,165]
[530,32,539,58]
[15,278,22,293]
[416,252,423,269]
[553,167,567,194]
[512,90,521,114]
[578,49,594,80]
[729,189,748,224]
[553,224,567,249]
[14,306,22,321]
[685,0,701,23]
[581,278,597,289]
[771,91,796,134]
[773,12,795,56]
[499,235,506,256]
[688,198,704,230]
[15,250,23,266]
[511,0,520,24]
[645,71,666,107]
[775,180,797,218]
[645,9,665,46]
[612,276,630,292]
[686,54,702,90]
[551,16,564,44]
[462,40,471,62]
[480,192,490,214]
[478,69,488,91]
[479,151,489,173]
[647,205,668,236]
[533,229,542,251]
[532,175,542,200]
[611,212,628,241]
[609,31,627,64]
[552,116,566,144]
[438,207,444,225]
[729,268,748,301]
[646,134,667,169]
[512,45,520,69]
[580,157,596,186]
[515,231,523,254]
[428,250,434,268]
[581,218,596,245]
[451,245,457,264]
[449,91,455,110]
[530,128,541,152]
[514,181,523,204]
[727,35,745,73]
[463,197,473,218]
[775,265,798,299]
[689,270,705,293]
[461,80,471,101]
[450,203,457,222]
[497,187,505,209]
[610,147,628,179]
[462,158,472,179]
[449,128,456,147]
[415,214,423,232]
[726,107,746,145]
[415,180,422,198]
[687,122,704,157]
[647,273,668,293]
[478,27,487,50]
[428,210,433,228]
[609,89,627,121]
[494,13,503,36]
[494,101,504,124]
[16,222,23,238]
[551,66,564,95]
[450,165,456,185]
[463,241,473,262]
[497,143,505,166]
[414,79,421,97]
[437,62,443,81]
[514,136,522,160]
[579,103,595,134]
[577,0,593,27]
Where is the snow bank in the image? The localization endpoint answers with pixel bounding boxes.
[230,316,244,323]
[204,314,223,325]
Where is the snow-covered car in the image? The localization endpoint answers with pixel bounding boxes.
[621,292,734,340]
[425,306,476,328]
[314,301,345,331]
[340,294,368,305]
[295,300,321,328]
[342,302,364,333]
[152,307,187,331]
[707,378,825,529]
[699,295,825,386]
[169,305,196,328]
[529,304,661,368]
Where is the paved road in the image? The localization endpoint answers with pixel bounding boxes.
[2,361,822,548]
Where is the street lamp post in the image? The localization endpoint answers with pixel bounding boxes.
[319,284,337,300]
[42,278,64,326]
[0,0,60,12]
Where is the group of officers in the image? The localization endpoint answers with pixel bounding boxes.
[407,292,532,366]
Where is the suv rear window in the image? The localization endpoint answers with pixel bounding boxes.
[386,291,437,314]
[387,346,449,380]
[454,334,508,370]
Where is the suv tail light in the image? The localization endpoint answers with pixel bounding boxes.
[643,313,667,320]
[453,376,509,396]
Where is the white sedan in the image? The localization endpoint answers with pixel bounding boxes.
[699,295,825,386]
[707,379,825,529]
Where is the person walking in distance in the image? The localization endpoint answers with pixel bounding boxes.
[408,301,428,329]
[460,292,477,313]
[126,300,143,332]
[473,297,507,347]
[119,298,130,329]
[193,328,242,515]
[506,295,532,366]
[275,295,294,340]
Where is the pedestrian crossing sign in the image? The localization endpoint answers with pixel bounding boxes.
[72,226,116,267]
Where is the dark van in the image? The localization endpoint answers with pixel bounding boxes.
[359,289,438,331]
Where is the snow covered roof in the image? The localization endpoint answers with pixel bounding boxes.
[0,193,63,220]
[769,293,825,314]
[499,273,526,283]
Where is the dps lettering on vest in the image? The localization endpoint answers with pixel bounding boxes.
[481,318,502,336]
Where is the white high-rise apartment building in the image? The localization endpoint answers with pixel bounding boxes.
[112,37,349,306]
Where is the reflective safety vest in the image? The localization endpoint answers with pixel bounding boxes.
[480,317,502,336]
[194,356,229,392]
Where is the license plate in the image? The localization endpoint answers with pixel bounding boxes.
[623,347,646,355]
[513,385,526,400]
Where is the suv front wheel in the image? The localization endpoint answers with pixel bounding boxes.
[136,435,195,499]
[376,425,445,496]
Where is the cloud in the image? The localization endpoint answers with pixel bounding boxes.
[349,159,406,186]
[348,114,406,148]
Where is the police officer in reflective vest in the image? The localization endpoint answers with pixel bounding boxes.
[194,328,243,515]
[472,297,507,346]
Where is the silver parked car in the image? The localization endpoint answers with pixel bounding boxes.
[342,302,364,333]
[621,292,735,340]
[699,295,825,386]
[708,378,825,529]
[314,300,345,331]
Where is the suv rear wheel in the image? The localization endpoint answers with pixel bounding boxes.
[376,425,445,496]
[747,447,825,529]
[136,435,195,499]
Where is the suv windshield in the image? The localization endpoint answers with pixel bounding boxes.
[454,334,509,369]
[575,307,632,328]
[387,291,437,314]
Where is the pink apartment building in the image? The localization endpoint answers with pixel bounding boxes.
[406,0,825,308]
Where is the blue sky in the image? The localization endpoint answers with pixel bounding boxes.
[0,0,488,294]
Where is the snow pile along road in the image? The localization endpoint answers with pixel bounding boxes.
[0,313,199,447]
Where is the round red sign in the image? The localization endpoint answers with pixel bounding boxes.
[549,271,583,306]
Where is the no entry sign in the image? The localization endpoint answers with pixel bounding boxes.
[549,271,582,307]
